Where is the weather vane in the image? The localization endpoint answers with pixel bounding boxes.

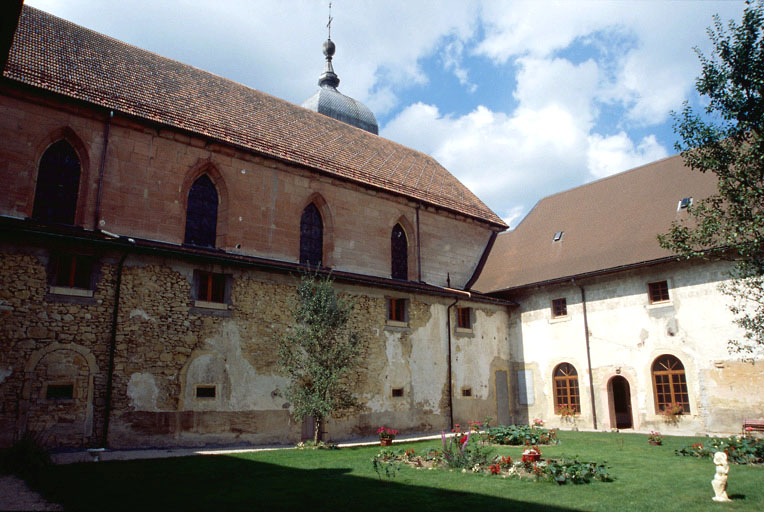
[327,2,333,39]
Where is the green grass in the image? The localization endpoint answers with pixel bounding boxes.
[33,431,763,511]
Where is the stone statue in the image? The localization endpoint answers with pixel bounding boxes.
[711,451,731,502]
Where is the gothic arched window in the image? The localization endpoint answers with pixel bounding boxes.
[391,223,408,280]
[652,354,690,414]
[300,203,323,266]
[184,174,218,248]
[553,363,580,414]
[32,140,81,225]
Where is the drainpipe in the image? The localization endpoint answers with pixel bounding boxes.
[446,297,458,431]
[415,204,422,282]
[573,279,597,430]
[102,250,128,447]
[93,110,113,230]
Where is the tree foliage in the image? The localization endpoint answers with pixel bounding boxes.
[277,273,363,443]
[659,1,764,359]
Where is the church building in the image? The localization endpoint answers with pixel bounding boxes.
[0,4,761,450]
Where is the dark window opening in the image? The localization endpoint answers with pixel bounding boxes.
[388,298,406,322]
[552,298,567,318]
[197,271,226,303]
[196,385,216,399]
[46,384,74,400]
[391,388,404,398]
[54,254,94,289]
[461,388,472,397]
[300,203,323,266]
[457,307,471,329]
[652,355,690,413]
[33,140,81,225]
[648,281,670,304]
[391,223,408,280]
[553,363,580,414]
[184,174,219,248]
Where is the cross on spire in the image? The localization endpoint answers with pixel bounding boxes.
[327,2,333,40]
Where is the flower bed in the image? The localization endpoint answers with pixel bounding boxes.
[487,424,558,446]
[675,434,764,464]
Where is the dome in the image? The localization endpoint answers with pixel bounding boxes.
[301,38,379,135]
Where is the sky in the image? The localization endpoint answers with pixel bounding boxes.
[25,0,747,228]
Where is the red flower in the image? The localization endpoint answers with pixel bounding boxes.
[490,463,501,475]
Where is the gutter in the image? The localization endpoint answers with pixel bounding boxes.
[93,110,113,230]
[445,298,458,430]
[572,279,597,430]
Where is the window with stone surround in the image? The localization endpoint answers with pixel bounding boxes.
[45,383,74,400]
[192,270,232,312]
[553,363,580,414]
[387,297,407,324]
[648,280,670,304]
[47,252,97,298]
[391,223,408,280]
[551,298,567,318]
[652,354,690,414]
[300,203,323,266]
[33,140,81,225]
[184,174,219,248]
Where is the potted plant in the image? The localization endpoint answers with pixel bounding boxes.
[648,431,663,446]
[558,404,579,430]
[663,403,684,425]
[521,445,542,462]
[377,427,398,446]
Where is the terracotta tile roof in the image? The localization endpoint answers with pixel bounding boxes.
[4,6,506,228]
[472,155,719,293]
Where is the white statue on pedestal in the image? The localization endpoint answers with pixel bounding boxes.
[712,451,732,502]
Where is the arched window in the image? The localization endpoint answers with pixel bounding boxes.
[391,223,408,280]
[32,140,81,225]
[184,174,218,248]
[652,355,690,413]
[300,203,323,266]
[553,363,580,414]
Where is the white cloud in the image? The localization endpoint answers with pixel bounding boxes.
[586,133,668,179]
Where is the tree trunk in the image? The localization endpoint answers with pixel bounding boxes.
[313,416,322,445]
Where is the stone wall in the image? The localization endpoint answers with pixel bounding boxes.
[509,259,764,435]
[0,241,512,448]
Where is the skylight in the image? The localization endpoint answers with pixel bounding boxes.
[677,197,693,210]
[553,231,564,242]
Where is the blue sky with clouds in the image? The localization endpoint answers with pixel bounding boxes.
[25,0,746,228]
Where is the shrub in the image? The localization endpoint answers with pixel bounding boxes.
[440,429,494,469]
[0,431,51,483]
[676,435,764,464]
[545,458,613,485]
[487,425,558,446]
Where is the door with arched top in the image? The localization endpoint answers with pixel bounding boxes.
[608,376,633,429]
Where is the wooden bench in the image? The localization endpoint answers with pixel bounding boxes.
[743,419,764,433]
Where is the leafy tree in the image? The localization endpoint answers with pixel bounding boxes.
[277,273,363,444]
[659,1,764,359]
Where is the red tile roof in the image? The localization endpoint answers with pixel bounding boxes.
[472,155,719,293]
[4,6,506,228]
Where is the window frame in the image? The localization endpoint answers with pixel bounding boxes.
[553,363,581,414]
[32,139,82,226]
[647,280,670,305]
[184,174,219,248]
[652,354,690,414]
[192,270,232,313]
[551,298,568,319]
[47,251,98,299]
[386,297,408,325]
[299,202,324,267]
[391,223,408,280]
[456,306,472,330]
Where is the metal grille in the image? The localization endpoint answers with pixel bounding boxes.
[300,203,323,266]
[391,223,408,280]
[553,363,580,413]
[184,174,218,247]
[32,140,81,225]
[652,355,690,412]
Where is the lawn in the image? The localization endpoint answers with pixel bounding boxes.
[33,431,763,511]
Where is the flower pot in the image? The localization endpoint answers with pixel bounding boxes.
[649,440,662,446]
[380,437,393,447]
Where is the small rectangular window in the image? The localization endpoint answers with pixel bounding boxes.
[46,383,74,400]
[648,281,670,304]
[461,387,472,397]
[54,254,93,289]
[195,385,216,399]
[197,271,226,303]
[551,298,567,318]
[391,387,404,398]
[456,307,471,329]
[387,298,406,323]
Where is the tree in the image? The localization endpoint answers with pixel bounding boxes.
[659,1,764,359]
[277,273,363,444]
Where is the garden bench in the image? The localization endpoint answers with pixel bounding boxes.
[742,419,764,433]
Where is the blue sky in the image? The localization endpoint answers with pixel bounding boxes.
[25,0,747,228]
